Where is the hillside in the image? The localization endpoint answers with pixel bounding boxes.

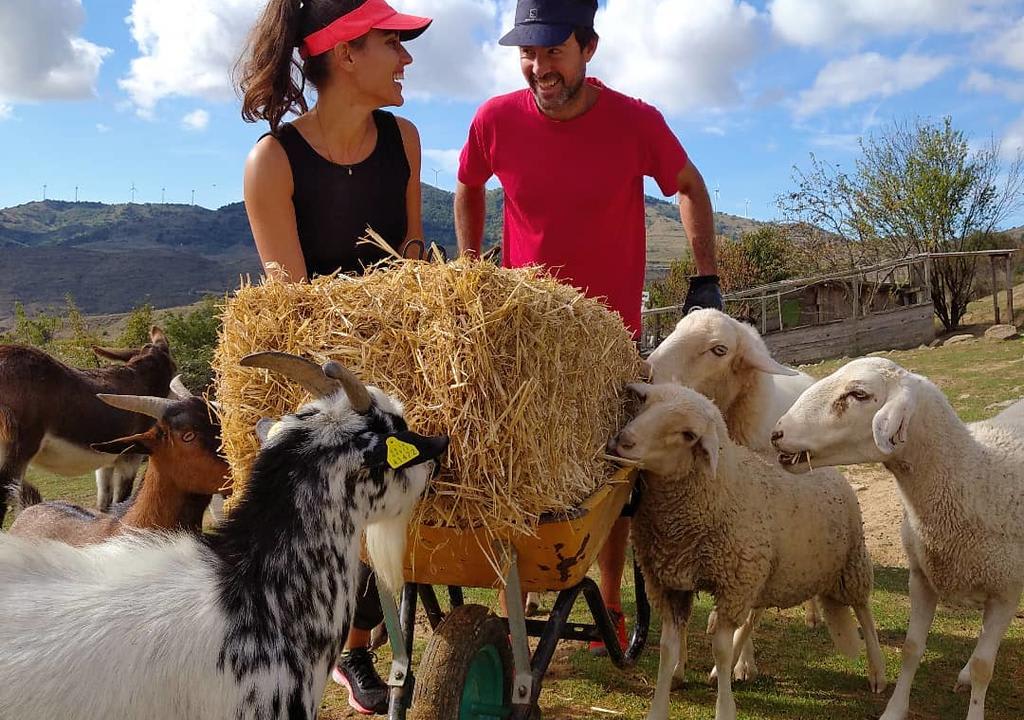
[0,190,754,321]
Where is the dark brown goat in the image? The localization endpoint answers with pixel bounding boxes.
[0,326,176,525]
[9,389,230,545]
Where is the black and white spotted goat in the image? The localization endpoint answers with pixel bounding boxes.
[0,352,447,720]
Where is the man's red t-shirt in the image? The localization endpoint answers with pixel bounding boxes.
[458,78,688,336]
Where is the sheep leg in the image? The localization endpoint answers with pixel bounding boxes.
[879,568,938,720]
[710,619,738,720]
[708,609,761,683]
[853,602,887,693]
[804,596,822,628]
[957,597,1017,720]
[646,616,681,720]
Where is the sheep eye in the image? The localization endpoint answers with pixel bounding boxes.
[181,431,196,443]
[682,430,698,443]
[848,389,871,401]
[711,345,728,357]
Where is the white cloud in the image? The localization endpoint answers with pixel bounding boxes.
[983,16,1024,71]
[423,148,462,177]
[964,70,1024,101]
[592,0,762,114]
[1004,113,1024,160]
[0,103,12,120]
[796,52,952,116]
[0,0,111,102]
[115,0,764,118]
[769,0,1000,48]
[96,122,111,133]
[182,109,211,131]
[119,0,263,115]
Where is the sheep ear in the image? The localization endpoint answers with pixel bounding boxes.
[626,382,651,399]
[699,429,719,476]
[741,339,799,376]
[872,380,916,454]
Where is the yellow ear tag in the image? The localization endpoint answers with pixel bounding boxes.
[386,436,420,469]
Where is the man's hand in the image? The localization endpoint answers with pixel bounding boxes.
[682,275,724,313]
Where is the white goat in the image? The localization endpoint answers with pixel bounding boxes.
[0,352,448,720]
[610,382,885,720]
[773,357,1024,720]
[646,308,823,671]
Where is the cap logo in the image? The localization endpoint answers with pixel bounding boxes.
[528,8,538,18]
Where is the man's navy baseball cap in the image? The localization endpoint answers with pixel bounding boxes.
[498,0,597,47]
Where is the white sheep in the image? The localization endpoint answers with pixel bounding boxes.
[0,352,448,720]
[646,308,815,453]
[646,308,823,671]
[609,382,885,720]
[773,357,1024,720]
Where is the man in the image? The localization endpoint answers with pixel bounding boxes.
[455,0,722,653]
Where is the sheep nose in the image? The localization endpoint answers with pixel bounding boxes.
[770,429,783,448]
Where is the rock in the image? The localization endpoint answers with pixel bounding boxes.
[929,338,944,348]
[944,334,976,346]
[984,324,1019,341]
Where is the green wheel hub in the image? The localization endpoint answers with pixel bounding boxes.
[460,644,511,720]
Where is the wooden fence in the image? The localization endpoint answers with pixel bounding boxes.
[640,249,1016,364]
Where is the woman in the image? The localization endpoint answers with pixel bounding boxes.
[236,0,432,714]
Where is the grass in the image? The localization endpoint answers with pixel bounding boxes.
[11,307,1024,719]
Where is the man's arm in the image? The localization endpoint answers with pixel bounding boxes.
[676,160,717,276]
[455,181,487,258]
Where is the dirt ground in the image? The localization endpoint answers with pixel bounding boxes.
[843,464,908,568]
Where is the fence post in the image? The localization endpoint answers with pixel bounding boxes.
[1006,254,1015,325]
[990,256,1001,325]
[760,294,767,334]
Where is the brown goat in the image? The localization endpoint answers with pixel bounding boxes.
[9,389,230,546]
[0,326,176,524]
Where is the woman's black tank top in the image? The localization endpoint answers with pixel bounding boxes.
[270,110,409,277]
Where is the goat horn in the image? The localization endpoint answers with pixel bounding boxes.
[97,393,175,420]
[169,375,192,399]
[322,361,372,414]
[240,352,341,400]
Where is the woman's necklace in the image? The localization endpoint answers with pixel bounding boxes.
[316,108,371,176]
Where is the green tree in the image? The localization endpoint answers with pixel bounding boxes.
[162,296,223,392]
[780,117,1024,330]
[3,302,62,348]
[117,303,156,349]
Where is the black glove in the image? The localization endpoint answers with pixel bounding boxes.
[682,275,724,313]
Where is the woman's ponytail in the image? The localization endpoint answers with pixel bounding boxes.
[236,0,308,132]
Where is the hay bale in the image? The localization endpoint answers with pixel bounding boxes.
[213,259,642,538]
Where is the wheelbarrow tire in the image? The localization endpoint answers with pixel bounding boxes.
[411,603,515,720]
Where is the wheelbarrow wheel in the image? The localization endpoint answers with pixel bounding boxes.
[411,603,515,720]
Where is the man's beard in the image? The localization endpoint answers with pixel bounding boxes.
[529,70,585,112]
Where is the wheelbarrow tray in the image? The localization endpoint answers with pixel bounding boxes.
[403,466,637,592]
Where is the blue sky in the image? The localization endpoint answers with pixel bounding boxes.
[1,0,1023,226]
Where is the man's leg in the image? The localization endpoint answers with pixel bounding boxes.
[590,517,630,654]
[333,562,389,715]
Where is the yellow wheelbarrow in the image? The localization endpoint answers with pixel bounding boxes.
[376,465,650,720]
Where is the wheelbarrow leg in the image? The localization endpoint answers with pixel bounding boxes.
[380,580,418,720]
[499,543,536,719]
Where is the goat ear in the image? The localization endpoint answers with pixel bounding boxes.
[698,428,719,476]
[872,379,916,455]
[92,346,136,363]
[255,418,281,447]
[149,326,169,351]
[92,435,151,456]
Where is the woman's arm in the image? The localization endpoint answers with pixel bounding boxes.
[243,135,308,282]
[396,116,424,251]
